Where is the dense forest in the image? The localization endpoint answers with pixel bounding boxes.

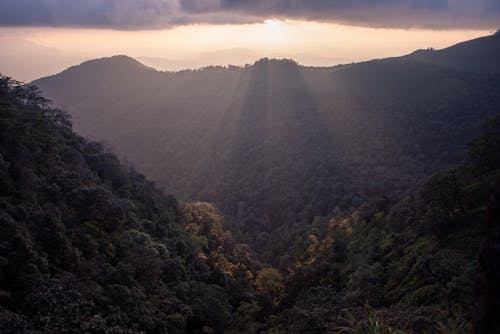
[0,76,264,333]
[34,34,500,262]
[2,74,500,333]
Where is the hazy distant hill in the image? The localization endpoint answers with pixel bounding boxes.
[137,48,260,71]
[33,34,500,249]
[0,38,86,82]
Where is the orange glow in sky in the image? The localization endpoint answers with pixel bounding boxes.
[17,21,488,58]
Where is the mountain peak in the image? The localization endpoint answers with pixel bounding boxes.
[76,55,155,71]
[32,55,157,84]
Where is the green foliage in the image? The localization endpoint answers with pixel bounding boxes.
[338,307,407,334]
[255,268,284,297]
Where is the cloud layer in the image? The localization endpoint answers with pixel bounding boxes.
[0,0,499,29]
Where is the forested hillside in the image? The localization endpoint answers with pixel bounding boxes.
[33,34,500,258]
[0,76,264,333]
[1,74,499,333]
[268,115,500,332]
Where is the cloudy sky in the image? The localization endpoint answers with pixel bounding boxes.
[0,0,498,81]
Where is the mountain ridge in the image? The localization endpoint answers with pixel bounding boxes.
[407,32,500,72]
[31,32,500,83]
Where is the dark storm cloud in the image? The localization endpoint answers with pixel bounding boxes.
[217,0,500,29]
[0,0,184,28]
[0,0,499,29]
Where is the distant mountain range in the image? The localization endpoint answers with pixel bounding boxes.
[33,33,500,250]
[0,39,86,82]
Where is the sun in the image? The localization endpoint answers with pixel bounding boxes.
[264,18,280,27]
[258,18,293,47]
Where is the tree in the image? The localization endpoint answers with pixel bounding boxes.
[421,168,466,218]
[255,268,284,306]
[465,115,500,188]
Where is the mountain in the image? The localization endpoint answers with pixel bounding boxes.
[33,35,500,257]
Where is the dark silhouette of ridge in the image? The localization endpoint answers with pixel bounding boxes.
[408,33,500,72]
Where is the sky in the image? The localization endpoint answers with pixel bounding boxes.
[0,0,498,81]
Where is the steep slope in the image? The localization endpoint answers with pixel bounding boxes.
[33,35,500,254]
[0,76,261,334]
